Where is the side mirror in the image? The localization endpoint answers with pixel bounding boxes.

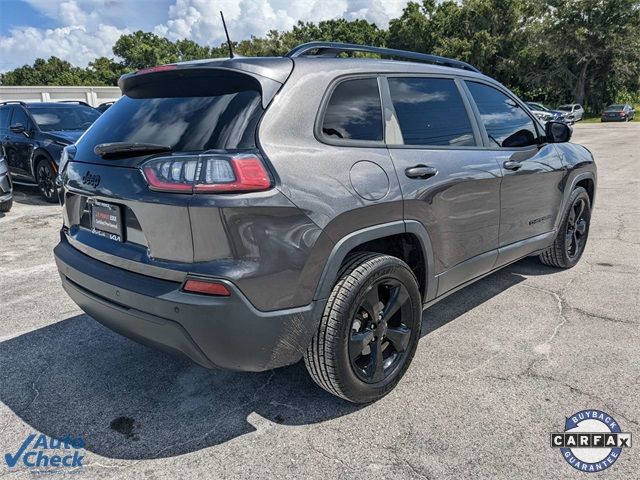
[10,123,25,135]
[545,121,572,143]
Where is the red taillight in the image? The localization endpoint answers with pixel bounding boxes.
[141,154,271,194]
[194,156,271,192]
[136,65,177,75]
[183,279,231,296]
[619,112,625,116]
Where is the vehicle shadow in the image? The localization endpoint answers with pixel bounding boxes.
[11,184,51,206]
[0,257,551,460]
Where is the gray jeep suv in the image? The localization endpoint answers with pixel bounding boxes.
[54,43,596,403]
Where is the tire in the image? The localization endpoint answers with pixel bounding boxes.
[539,187,591,268]
[304,252,422,403]
[35,158,58,203]
[0,199,12,212]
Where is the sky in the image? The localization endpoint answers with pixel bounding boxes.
[0,0,411,72]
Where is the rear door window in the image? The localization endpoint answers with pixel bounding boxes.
[466,81,540,148]
[388,77,475,146]
[321,78,383,142]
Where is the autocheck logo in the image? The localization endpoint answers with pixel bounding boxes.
[82,171,101,188]
[551,409,632,472]
[4,433,85,472]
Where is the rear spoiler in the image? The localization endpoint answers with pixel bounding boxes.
[118,57,293,109]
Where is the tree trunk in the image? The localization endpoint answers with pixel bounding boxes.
[573,60,590,106]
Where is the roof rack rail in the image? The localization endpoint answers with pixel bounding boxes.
[285,42,480,73]
[0,100,27,106]
[58,100,93,107]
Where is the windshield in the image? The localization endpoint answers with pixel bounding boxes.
[605,105,625,112]
[29,106,100,131]
[558,106,572,112]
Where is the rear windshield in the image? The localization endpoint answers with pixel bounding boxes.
[75,76,263,160]
[29,106,100,131]
[558,106,572,111]
[605,105,624,111]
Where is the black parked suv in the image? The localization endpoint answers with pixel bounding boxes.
[54,43,596,403]
[0,101,101,202]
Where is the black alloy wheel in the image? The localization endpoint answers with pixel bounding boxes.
[36,160,58,203]
[565,196,588,261]
[304,252,422,403]
[539,186,591,268]
[349,279,413,383]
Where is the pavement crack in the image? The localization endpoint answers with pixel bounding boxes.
[519,284,569,362]
[0,364,51,435]
[572,308,636,325]
[517,369,639,428]
[307,443,358,472]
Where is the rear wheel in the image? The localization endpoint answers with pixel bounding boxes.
[304,253,422,403]
[539,187,591,268]
[35,158,58,203]
[0,199,12,212]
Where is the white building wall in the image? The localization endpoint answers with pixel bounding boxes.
[0,86,122,107]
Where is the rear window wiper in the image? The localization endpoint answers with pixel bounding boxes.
[94,142,172,159]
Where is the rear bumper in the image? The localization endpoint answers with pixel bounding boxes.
[54,235,322,371]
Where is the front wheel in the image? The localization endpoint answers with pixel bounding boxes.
[0,199,12,213]
[539,187,591,268]
[36,159,58,203]
[304,253,422,403]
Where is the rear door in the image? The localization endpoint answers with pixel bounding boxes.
[383,75,502,297]
[463,80,565,261]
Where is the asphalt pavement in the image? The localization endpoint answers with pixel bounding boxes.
[0,122,638,479]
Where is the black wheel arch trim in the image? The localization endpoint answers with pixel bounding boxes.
[31,148,57,179]
[559,171,596,223]
[313,220,437,304]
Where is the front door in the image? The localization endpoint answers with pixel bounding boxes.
[5,106,35,178]
[383,76,502,297]
[464,81,565,253]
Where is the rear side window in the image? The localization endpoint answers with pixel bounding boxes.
[0,107,10,130]
[388,77,475,146]
[466,81,539,148]
[322,78,383,142]
[75,73,264,161]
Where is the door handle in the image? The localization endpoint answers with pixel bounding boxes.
[503,160,522,171]
[405,165,438,179]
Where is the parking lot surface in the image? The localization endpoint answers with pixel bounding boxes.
[1,123,638,479]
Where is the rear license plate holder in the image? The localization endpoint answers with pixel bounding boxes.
[90,200,123,242]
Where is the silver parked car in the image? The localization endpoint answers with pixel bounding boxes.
[526,102,568,124]
[558,103,585,123]
[0,153,13,212]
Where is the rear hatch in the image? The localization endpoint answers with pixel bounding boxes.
[61,62,291,276]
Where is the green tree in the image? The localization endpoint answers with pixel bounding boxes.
[0,57,94,85]
[541,0,640,109]
[113,31,181,69]
[86,57,130,85]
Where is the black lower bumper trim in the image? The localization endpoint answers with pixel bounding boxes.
[54,236,323,371]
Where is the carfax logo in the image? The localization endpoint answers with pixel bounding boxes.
[4,433,85,472]
[551,409,632,472]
